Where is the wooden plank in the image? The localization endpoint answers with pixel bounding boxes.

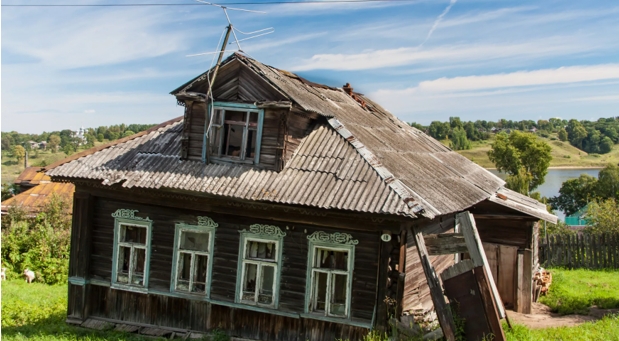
[457,212,506,319]
[425,234,468,255]
[473,266,506,341]
[440,259,474,282]
[498,245,517,307]
[412,227,456,341]
[515,251,524,313]
[483,243,499,283]
[375,230,393,332]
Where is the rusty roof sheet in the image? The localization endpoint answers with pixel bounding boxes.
[1,182,75,214]
[14,167,51,186]
[47,53,555,222]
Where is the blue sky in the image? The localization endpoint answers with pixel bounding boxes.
[2,0,618,133]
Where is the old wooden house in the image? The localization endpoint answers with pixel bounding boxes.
[46,53,555,340]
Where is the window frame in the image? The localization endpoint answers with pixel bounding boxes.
[170,216,218,298]
[203,102,264,165]
[305,231,358,319]
[235,224,286,309]
[111,209,153,293]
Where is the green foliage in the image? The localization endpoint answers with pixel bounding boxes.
[123,130,136,138]
[1,182,19,201]
[1,280,162,341]
[487,131,552,193]
[450,127,471,151]
[539,268,619,315]
[549,174,599,216]
[1,195,72,284]
[63,144,76,156]
[12,145,26,163]
[48,134,61,152]
[584,199,619,233]
[505,315,619,341]
[428,121,450,140]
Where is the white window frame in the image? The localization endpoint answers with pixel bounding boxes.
[170,216,217,297]
[305,231,358,319]
[203,102,264,165]
[111,209,152,293]
[235,224,286,309]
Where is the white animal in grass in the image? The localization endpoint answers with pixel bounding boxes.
[23,269,35,283]
[1,267,6,281]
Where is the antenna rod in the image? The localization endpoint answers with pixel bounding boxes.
[204,24,232,163]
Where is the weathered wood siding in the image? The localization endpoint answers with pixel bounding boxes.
[84,192,380,338]
[186,102,206,161]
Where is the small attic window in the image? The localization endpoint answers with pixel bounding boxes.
[204,102,264,164]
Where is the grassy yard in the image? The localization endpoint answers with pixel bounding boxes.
[1,280,163,341]
[451,134,619,169]
[505,316,619,341]
[539,268,619,315]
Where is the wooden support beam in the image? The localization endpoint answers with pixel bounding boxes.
[514,249,533,313]
[457,211,506,319]
[425,233,468,255]
[412,227,456,341]
[375,230,393,332]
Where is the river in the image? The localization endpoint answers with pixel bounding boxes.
[488,168,601,221]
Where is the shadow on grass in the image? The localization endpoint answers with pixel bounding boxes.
[2,312,162,341]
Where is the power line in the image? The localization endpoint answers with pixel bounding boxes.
[2,0,417,7]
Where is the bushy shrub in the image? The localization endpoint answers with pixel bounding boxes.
[1,194,72,284]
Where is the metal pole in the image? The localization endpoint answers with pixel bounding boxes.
[204,24,232,163]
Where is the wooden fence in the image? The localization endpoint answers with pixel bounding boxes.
[539,233,619,269]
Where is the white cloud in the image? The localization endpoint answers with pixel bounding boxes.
[415,64,619,92]
[289,38,600,71]
[84,109,96,114]
[420,0,458,46]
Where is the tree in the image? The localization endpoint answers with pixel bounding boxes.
[97,133,105,142]
[599,136,614,154]
[123,130,135,138]
[12,145,26,164]
[487,131,552,193]
[449,116,462,129]
[449,127,471,150]
[558,128,568,142]
[63,144,75,156]
[596,163,619,200]
[428,121,450,140]
[549,174,598,216]
[48,134,61,152]
[584,198,619,233]
[566,119,587,149]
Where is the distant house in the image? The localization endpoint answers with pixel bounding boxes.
[1,167,74,215]
[565,205,588,227]
[529,127,537,133]
[39,141,48,149]
[27,140,39,149]
[46,53,555,340]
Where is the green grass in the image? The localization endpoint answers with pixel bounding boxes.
[453,134,619,169]
[505,315,619,341]
[1,280,164,340]
[1,150,68,184]
[539,268,619,315]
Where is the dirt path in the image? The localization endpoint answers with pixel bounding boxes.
[506,303,619,329]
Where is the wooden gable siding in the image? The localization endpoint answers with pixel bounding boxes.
[186,102,206,161]
[86,194,379,324]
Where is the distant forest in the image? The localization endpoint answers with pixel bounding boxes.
[1,123,156,155]
[410,117,619,154]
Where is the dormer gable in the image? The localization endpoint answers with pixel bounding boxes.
[172,55,318,171]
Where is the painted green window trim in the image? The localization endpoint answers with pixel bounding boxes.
[110,209,153,294]
[202,102,264,165]
[170,216,218,298]
[68,276,88,286]
[235,224,287,309]
[304,231,358,320]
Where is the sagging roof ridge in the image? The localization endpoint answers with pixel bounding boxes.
[44,116,184,172]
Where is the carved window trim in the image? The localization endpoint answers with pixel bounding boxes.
[170,216,218,298]
[235,224,286,309]
[203,102,264,165]
[111,209,152,293]
[305,231,358,319]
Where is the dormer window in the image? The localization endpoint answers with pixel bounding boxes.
[204,102,264,164]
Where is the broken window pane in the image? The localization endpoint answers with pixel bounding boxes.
[245,130,257,159]
[192,254,208,293]
[248,112,258,127]
[330,274,347,316]
[177,252,192,291]
[313,271,327,312]
[212,109,223,125]
[223,123,244,157]
[242,263,258,301]
[122,225,146,244]
[224,110,246,123]
[208,126,222,157]
[181,231,209,251]
[258,265,275,304]
[132,248,146,285]
[246,240,276,261]
[315,248,348,271]
[117,246,131,283]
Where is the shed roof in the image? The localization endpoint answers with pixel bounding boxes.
[1,182,75,214]
[46,53,556,223]
[14,167,51,187]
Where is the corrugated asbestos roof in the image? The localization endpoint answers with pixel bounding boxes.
[47,53,556,222]
[14,167,50,186]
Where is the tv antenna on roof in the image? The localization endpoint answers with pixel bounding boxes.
[184,0,274,163]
